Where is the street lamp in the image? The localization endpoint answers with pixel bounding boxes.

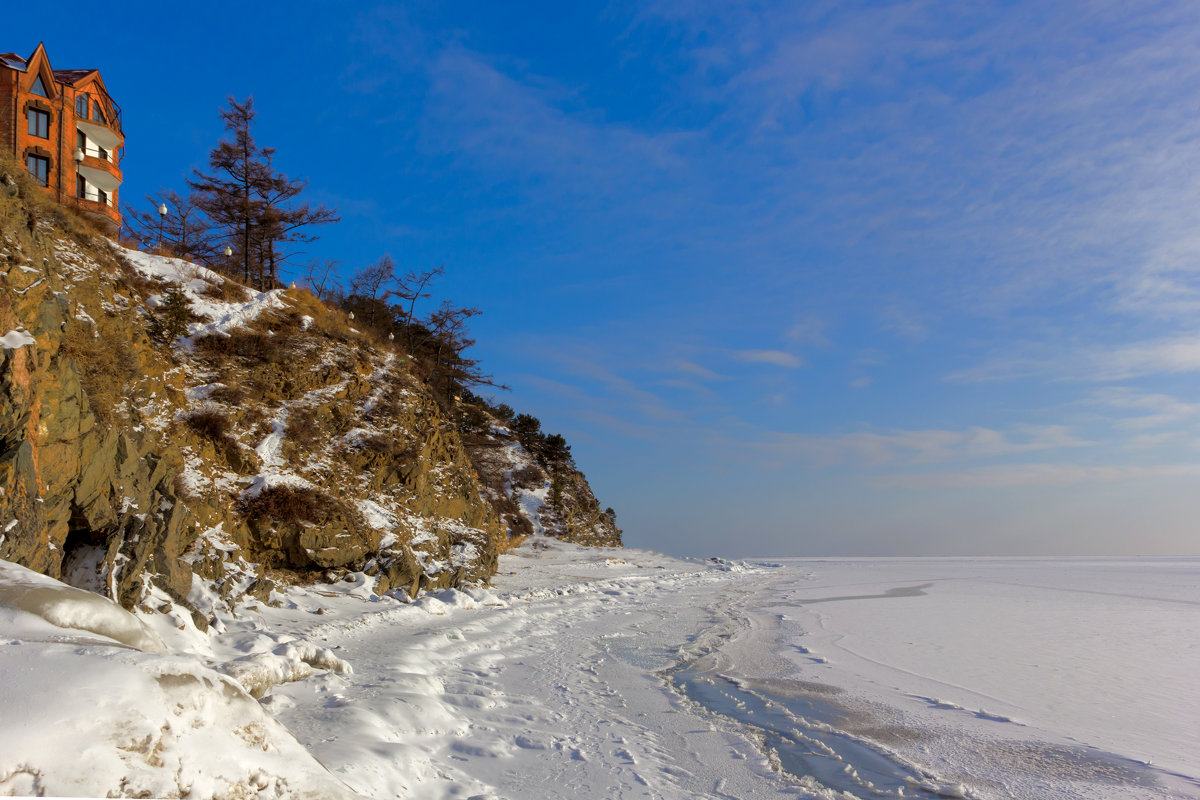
[157,202,168,251]
[73,149,84,201]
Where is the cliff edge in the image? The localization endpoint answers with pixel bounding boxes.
[0,163,620,620]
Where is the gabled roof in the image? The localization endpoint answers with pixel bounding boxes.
[22,43,57,100]
[53,68,98,85]
[0,52,27,71]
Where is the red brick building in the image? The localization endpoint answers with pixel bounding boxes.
[1,43,123,231]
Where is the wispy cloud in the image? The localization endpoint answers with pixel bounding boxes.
[668,358,728,381]
[949,332,1200,383]
[784,316,830,347]
[753,424,1093,467]
[878,305,928,343]
[730,349,804,368]
[420,46,693,207]
[878,462,1200,490]
[638,0,1200,326]
[1090,387,1200,429]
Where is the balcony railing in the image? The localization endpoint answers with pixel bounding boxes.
[79,144,115,163]
[72,87,122,135]
[77,186,112,206]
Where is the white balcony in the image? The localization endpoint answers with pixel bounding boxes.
[79,144,112,162]
[75,118,122,150]
[77,185,113,206]
[77,163,120,193]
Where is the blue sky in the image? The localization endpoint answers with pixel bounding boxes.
[22,1,1200,556]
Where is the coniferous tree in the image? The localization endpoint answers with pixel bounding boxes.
[511,414,545,454]
[252,153,338,287]
[149,284,192,345]
[189,97,270,285]
[189,97,337,289]
[541,434,573,471]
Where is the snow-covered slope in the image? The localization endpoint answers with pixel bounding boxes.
[4,545,1196,799]
[0,559,357,798]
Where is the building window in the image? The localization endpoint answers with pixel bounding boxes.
[30,74,49,97]
[77,174,87,199]
[75,94,87,117]
[27,108,49,138]
[26,155,49,187]
[97,188,107,205]
[92,100,106,124]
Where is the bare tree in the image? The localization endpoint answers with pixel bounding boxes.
[396,265,444,352]
[347,255,399,329]
[301,258,340,300]
[123,190,217,262]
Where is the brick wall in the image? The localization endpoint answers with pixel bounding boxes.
[1,54,123,230]
[0,70,15,161]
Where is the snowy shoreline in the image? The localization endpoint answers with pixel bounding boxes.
[2,545,1198,799]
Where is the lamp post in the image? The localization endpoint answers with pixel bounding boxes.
[73,149,84,203]
[157,202,168,251]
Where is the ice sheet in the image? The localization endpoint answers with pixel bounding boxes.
[728,557,1200,798]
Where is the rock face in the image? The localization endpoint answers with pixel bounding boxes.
[463,414,623,548]
[0,211,194,609]
[0,169,612,612]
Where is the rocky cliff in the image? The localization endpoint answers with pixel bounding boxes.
[462,412,623,547]
[0,164,620,618]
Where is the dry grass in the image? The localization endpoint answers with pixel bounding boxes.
[60,315,139,422]
[241,485,364,531]
[509,464,544,487]
[498,533,530,555]
[184,407,232,441]
[284,406,323,455]
[172,472,201,503]
[194,325,298,364]
[240,402,269,431]
[0,154,107,250]
[279,288,360,344]
[193,307,317,366]
[358,432,396,454]
[112,257,160,299]
[206,383,245,405]
[199,278,250,303]
[352,432,420,465]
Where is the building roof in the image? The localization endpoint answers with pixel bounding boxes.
[1,49,97,84]
[53,68,97,85]
[0,52,27,71]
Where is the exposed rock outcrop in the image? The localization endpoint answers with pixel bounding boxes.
[0,165,618,613]
[463,413,623,547]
